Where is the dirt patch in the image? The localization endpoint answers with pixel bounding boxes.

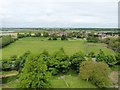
[0,73,18,78]
[109,71,119,85]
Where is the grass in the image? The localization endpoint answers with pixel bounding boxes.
[111,65,120,71]
[1,74,97,88]
[1,76,18,88]
[51,74,97,88]
[1,37,115,59]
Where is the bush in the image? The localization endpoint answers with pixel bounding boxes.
[79,60,112,88]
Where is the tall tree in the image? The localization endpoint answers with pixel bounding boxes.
[18,54,51,88]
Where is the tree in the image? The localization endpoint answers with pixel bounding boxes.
[48,37,52,40]
[61,35,68,40]
[51,33,57,40]
[43,32,49,37]
[2,59,11,71]
[10,55,18,61]
[52,36,57,40]
[18,54,51,88]
[1,35,15,48]
[87,33,99,43]
[87,51,95,58]
[70,52,85,73]
[102,37,120,53]
[47,48,70,75]
[96,50,117,67]
[67,32,73,38]
[79,60,112,88]
[15,51,31,72]
[35,32,41,37]
[26,32,31,37]
[115,53,120,65]
[17,33,25,38]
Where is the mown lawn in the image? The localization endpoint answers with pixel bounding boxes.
[1,37,115,59]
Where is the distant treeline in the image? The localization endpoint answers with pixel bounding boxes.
[1,28,119,31]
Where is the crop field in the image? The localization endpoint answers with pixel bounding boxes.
[1,37,115,59]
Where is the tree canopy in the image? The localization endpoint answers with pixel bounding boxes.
[18,54,51,88]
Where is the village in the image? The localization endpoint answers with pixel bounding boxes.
[0,29,119,40]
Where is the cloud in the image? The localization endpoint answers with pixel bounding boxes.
[0,0,118,28]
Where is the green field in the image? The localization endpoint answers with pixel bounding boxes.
[1,37,115,59]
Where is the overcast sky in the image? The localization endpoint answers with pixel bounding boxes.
[0,0,119,28]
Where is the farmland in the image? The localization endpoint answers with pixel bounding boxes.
[1,37,115,59]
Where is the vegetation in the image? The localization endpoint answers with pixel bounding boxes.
[51,74,97,88]
[47,48,70,75]
[18,54,51,88]
[70,52,85,73]
[1,29,119,88]
[102,37,120,53]
[1,37,115,59]
[87,33,99,43]
[15,51,31,72]
[0,35,16,48]
[61,35,68,40]
[79,60,112,88]
[96,50,117,66]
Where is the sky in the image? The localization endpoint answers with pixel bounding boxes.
[0,0,119,28]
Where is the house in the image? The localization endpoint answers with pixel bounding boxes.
[0,31,17,38]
